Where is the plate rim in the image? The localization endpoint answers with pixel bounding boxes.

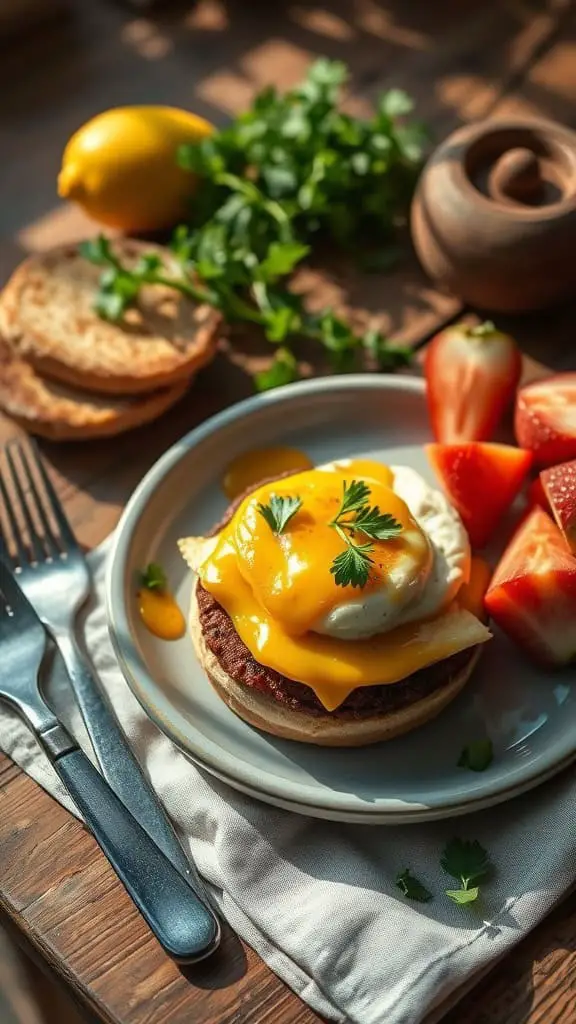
[106,373,576,821]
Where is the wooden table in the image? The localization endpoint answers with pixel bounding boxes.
[1,2,575,1021]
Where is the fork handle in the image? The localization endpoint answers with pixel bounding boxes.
[39,724,220,963]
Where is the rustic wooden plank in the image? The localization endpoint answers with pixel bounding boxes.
[1,4,575,1024]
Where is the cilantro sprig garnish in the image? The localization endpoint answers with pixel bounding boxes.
[81,59,424,389]
[139,562,167,591]
[257,494,302,535]
[395,869,432,903]
[457,738,494,772]
[329,479,403,588]
[441,839,493,905]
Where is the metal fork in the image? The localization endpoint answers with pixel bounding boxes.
[0,438,219,951]
[0,560,219,960]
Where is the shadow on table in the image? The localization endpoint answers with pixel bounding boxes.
[179,924,249,989]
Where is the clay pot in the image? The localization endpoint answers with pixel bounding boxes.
[411,118,576,312]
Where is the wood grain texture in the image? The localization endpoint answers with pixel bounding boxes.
[0,2,575,1023]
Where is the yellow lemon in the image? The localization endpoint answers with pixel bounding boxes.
[58,106,214,232]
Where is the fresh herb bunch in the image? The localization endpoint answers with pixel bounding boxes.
[82,60,425,389]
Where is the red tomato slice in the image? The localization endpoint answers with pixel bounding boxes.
[426,442,532,549]
[485,506,576,667]
[541,458,576,555]
[515,373,576,467]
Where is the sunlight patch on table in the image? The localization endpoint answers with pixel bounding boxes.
[17,204,100,252]
[290,7,356,41]
[184,0,229,32]
[120,19,173,60]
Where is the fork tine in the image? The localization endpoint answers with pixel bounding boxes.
[0,556,39,632]
[12,439,62,558]
[4,443,49,564]
[21,439,78,552]
[0,463,28,568]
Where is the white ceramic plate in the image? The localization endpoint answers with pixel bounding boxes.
[107,376,576,823]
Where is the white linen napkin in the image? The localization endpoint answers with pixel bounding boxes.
[1,538,575,1024]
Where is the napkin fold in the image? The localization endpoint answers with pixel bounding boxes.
[1,539,575,1024]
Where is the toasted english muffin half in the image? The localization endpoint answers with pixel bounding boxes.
[0,240,220,395]
[0,340,189,441]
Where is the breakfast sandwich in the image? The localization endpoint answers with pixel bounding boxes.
[179,459,492,746]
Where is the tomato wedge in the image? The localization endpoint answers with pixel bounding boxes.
[426,442,532,548]
[515,372,576,467]
[485,506,576,667]
[541,458,576,555]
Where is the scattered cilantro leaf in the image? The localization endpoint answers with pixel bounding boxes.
[257,494,302,535]
[257,242,311,282]
[458,739,494,772]
[94,290,127,322]
[361,329,412,371]
[379,89,414,118]
[254,348,298,391]
[446,886,480,906]
[140,563,167,591]
[441,839,492,885]
[79,236,118,266]
[441,839,493,905]
[395,869,432,903]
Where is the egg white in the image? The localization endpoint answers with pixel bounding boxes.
[314,463,471,640]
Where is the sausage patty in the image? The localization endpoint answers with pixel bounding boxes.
[197,583,473,718]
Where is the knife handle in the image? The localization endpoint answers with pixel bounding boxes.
[40,724,220,963]
[55,631,195,881]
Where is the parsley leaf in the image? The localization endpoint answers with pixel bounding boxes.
[338,479,371,516]
[353,505,403,541]
[80,236,118,266]
[441,839,493,905]
[328,479,403,587]
[254,348,298,391]
[362,329,413,371]
[257,242,311,282]
[257,494,302,535]
[395,869,432,903]
[330,542,373,589]
[458,739,494,772]
[140,563,167,591]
